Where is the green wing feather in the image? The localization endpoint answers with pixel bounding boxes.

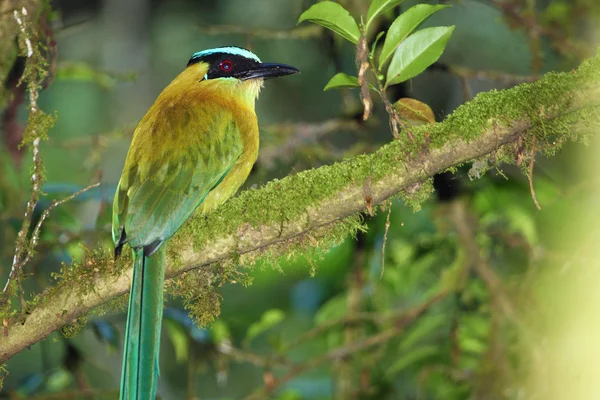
[113,106,244,251]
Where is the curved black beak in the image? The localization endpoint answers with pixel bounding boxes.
[235,62,299,81]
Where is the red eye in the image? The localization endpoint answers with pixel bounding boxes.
[219,60,233,72]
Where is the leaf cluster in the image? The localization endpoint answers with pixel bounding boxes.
[298,0,454,91]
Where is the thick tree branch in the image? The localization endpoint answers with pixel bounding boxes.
[1,54,599,363]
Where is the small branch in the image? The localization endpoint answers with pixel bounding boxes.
[13,8,33,59]
[449,200,518,322]
[372,70,413,141]
[282,312,379,352]
[448,65,538,84]
[365,45,403,139]
[380,200,392,279]
[283,290,444,353]
[50,124,136,149]
[198,24,321,40]
[375,77,401,139]
[217,342,289,369]
[529,136,541,210]
[26,390,115,399]
[244,292,447,400]
[4,7,43,299]
[458,75,473,101]
[357,35,372,121]
[259,119,361,168]
[486,0,589,60]
[525,0,542,74]
[337,231,367,399]
[16,183,101,271]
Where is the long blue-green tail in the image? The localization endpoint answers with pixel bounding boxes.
[120,246,166,400]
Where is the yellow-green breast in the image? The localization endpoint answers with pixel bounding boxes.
[112,63,262,249]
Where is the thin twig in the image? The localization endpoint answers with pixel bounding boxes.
[449,65,538,84]
[17,183,101,270]
[372,73,414,141]
[259,119,361,167]
[282,291,439,354]
[450,200,518,321]
[458,75,472,101]
[529,136,541,210]
[244,292,447,400]
[357,34,372,121]
[487,0,588,60]
[525,0,542,74]
[375,78,400,139]
[198,24,321,40]
[282,312,379,352]
[338,232,367,398]
[380,200,392,279]
[26,390,115,399]
[4,7,43,298]
[365,46,414,140]
[217,342,289,369]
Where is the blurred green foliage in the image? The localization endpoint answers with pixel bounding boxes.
[0,0,598,399]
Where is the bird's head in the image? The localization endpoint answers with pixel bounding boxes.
[185,46,298,105]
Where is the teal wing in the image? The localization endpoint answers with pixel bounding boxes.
[112,109,243,253]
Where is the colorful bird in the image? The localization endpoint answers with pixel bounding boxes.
[112,47,298,399]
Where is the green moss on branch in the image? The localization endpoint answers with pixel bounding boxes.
[1,52,599,364]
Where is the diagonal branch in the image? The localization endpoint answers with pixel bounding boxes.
[1,53,599,363]
[244,291,448,400]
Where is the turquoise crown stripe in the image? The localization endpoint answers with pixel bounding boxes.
[190,47,261,62]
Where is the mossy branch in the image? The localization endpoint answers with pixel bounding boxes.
[0,0,42,85]
[1,53,600,364]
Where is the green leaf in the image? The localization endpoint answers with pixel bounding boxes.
[245,309,286,345]
[506,205,538,245]
[379,4,451,68]
[371,31,385,59]
[385,26,455,87]
[275,390,303,400]
[298,1,361,44]
[45,368,73,393]
[164,319,190,363]
[386,345,441,376]
[211,320,231,345]
[366,0,406,30]
[324,72,360,91]
[324,73,379,92]
[399,314,448,351]
[315,294,347,325]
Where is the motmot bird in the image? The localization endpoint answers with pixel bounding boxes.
[112,47,298,399]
